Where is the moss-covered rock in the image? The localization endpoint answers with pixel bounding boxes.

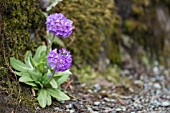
[118,0,170,65]
[0,0,45,112]
[0,0,45,75]
[51,0,121,66]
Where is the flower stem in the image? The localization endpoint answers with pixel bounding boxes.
[47,32,55,53]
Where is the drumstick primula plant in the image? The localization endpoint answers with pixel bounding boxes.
[10,13,74,108]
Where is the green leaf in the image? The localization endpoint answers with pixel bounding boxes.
[46,93,52,106]
[14,71,22,76]
[37,62,46,73]
[57,74,70,86]
[25,82,37,87]
[42,12,48,18]
[30,57,38,67]
[35,81,43,89]
[47,88,70,101]
[19,74,33,83]
[53,37,65,47]
[38,51,47,63]
[37,89,47,108]
[54,70,72,77]
[32,86,39,90]
[46,0,63,11]
[50,79,58,89]
[24,51,33,69]
[28,70,42,81]
[41,70,51,85]
[33,46,47,63]
[10,57,32,72]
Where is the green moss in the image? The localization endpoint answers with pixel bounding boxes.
[51,0,121,65]
[123,0,168,64]
[0,81,36,112]
[132,5,145,16]
[0,0,45,72]
[0,0,45,111]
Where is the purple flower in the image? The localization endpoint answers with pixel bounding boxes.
[47,48,72,73]
[46,13,73,38]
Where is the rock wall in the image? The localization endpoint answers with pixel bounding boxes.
[0,0,45,112]
[0,0,45,78]
[116,0,170,66]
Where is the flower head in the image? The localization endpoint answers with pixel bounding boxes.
[47,48,72,72]
[46,13,73,38]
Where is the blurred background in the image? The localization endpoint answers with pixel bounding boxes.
[46,0,170,84]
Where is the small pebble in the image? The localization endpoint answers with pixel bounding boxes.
[69,109,75,113]
[102,101,105,104]
[116,108,122,111]
[94,84,101,91]
[87,106,93,112]
[133,103,138,108]
[134,80,143,85]
[80,84,86,87]
[161,101,170,107]
[93,112,99,113]
[104,97,110,102]
[92,106,99,111]
[110,99,116,102]
[79,101,83,105]
[66,104,73,109]
[112,111,116,113]
[88,89,93,93]
[54,107,60,110]
[94,101,100,106]
[153,83,161,89]
[121,106,126,111]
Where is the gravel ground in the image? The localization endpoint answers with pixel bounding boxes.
[36,66,170,113]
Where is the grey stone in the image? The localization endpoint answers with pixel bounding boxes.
[112,111,116,113]
[94,101,100,106]
[92,106,99,111]
[87,106,93,112]
[66,104,73,109]
[88,89,93,93]
[116,108,122,111]
[54,107,60,110]
[104,97,110,102]
[110,99,116,102]
[121,106,126,111]
[93,112,99,113]
[102,101,105,104]
[94,84,101,91]
[161,101,170,107]
[80,84,86,87]
[153,83,161,89]
[69,109,75,113]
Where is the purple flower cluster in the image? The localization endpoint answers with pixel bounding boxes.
[46,13,73,38]
[47,48,72,73]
